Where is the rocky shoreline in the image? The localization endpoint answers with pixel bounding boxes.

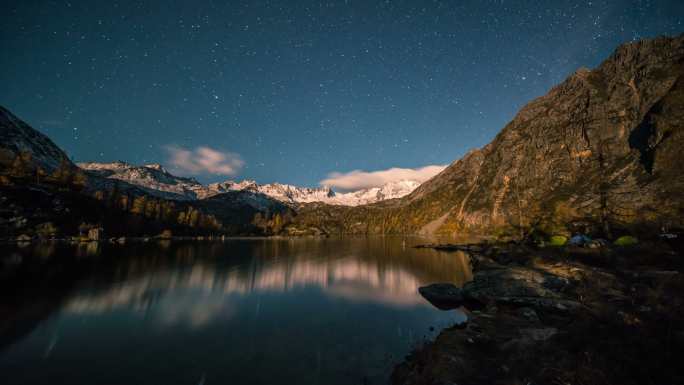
[393,240,684,385]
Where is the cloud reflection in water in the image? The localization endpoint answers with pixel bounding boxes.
[64,240,471,329]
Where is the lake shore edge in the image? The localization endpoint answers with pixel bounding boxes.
[392,239,684,384]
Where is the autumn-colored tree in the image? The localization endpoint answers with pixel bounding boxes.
[119,194,130,211]
[0,149,15,171]
[50,157,74,187]
[188,209,200,227]
[35,166,47,185]
[71,169,87,190]
[9,152,32,179]
[131,196,147,215]
[162,202,175,221]
[143,199,156,218]
[36,222,58,238]
[272,213,283,233]
[177,211,187,225]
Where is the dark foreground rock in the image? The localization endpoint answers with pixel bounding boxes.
[395,241,684,385]
[418,283,464,310]
[419,255,582,313]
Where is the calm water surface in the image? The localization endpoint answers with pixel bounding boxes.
[0,237,471,385]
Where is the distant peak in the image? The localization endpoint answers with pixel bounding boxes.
[144,163,166,172]
[78,160,132,170]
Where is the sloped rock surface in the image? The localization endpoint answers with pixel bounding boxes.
[418,283,463,309]
[418,259,581,312]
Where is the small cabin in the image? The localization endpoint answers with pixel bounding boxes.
[88,227,104,241]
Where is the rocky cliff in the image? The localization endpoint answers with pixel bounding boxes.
[292,34,684,237]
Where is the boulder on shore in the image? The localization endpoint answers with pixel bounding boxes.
[418,283,464,310]
[419,258,581,313]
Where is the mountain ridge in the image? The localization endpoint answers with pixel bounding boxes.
[78,161,422,206]
[0,106,76,175]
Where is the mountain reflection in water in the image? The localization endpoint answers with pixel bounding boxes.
[1,237,471,385]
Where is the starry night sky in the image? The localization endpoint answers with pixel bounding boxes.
[2,0,683,186]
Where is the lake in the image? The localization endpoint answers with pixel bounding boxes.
[0,237,471,385]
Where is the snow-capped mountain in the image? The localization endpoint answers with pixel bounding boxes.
[1,103,419,209]
[78,162,421,206]
[210,179,419,205]
[206,180,418,205]
[254,183,337,203]
[331,180,421,206]
[78,161,206,200]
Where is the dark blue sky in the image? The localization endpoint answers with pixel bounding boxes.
[2,0,682,186]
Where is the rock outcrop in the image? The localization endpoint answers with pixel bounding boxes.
[418,256,582,313]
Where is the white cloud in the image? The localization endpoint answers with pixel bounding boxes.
[165,145,244,176]
[320,164,447,191]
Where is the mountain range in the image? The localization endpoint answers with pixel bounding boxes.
[0,102,421,237]
[77,161,421,206]
[2,34,683,239]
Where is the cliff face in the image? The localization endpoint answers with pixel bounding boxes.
[293,34,684,237]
